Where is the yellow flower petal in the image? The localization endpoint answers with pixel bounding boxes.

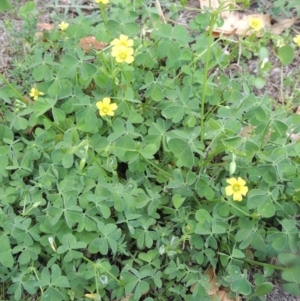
[237,177,246,186]
[249,17,264,31]
[59,21,69,31]
[111,45,134,64]
[233,193,243,201]
[29,87,44,100]
[95,0,109,4]
[109,103,118,110]
[102,97,111,105]
[110,34,133,48]
[240,186,249,195]
[293,35,300,47]
[225,186,234,196]
[225,177,248,201]
[96,98,118,117]
[124,56,134,64]
[96,101,102,110]
[226,178,236,185]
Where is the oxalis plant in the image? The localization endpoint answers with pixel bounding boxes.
[0,0,300,300]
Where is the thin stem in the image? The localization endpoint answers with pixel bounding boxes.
[259,120,271,151]
[280,65,284,104]
[94,265,100,295]
[223,198,251,217]
[143,157,172,179]
[88,149,110,181]
[243,258,288,271]
[200,14,217,142]
[99,4,108,25]
[217,253,288,271]
[31,266,44,296]
[0,73,27,103]
[82,256,121,285]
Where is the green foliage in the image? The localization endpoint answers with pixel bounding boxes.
[0,0,12,12]
[0,1,300,300]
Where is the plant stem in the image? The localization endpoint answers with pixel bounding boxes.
[82,256,121,284]
[200,13,217,142]
[143,157,172,179]
[99,4,108,25]
[223,198,251,217]
[0,73,27,103]
[243,258,288,271]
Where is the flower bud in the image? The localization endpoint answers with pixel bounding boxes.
[48,237,56,252]
[79,158,86,170]
[229,161,236,175]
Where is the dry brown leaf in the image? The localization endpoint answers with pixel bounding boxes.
[37,23,55,31]
[190,267,219,295]
[190,267,240,301]
[113,294,133,301]
[78,36,107,53]
[207,11,295,37]
[155,0,166,24]
[269,18,297,34]
[35,23,55,40]
[205,267,220,295]
[212,13,271,36]
[287,107,300,141]
[239,125,255,138]
[211,289,241,301]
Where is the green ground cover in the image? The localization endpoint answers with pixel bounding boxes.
[0,0,300,300]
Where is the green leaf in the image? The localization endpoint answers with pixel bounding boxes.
[52,108,66,124]
[168,138,194,168]
[76,107,98,133]
[123,22,140,36]
[253,77,266,89]
[33,98,55,116]
[172,194,185,209]
[19,1,36,19]
[195,209,212,224]
[282,268,300,283]
[255,282,273,295]
[150,84,164,102]
[134,281,149,300]
[62,153,74,169]
[278,45,294,66]
[282,283,300,296]
[152,24,172,39]
[231,277,252,295]
[140,144,158,159]
[232,249,245,259]
[32,64,52,81]
[162,104,185,123]
[0,0,12,12]
[258,200,275,218]
[0,124,14,143]
[0,234,14,268]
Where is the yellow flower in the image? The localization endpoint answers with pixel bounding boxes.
[29,87,44,100]
[111,45,134,64]
[293,35,300,47]
[110,34,134,48]
[96,97,118,116]
[58,21,69,31]
[95,0,109,4]
[225,177,248,201]
[248,17,264,31]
